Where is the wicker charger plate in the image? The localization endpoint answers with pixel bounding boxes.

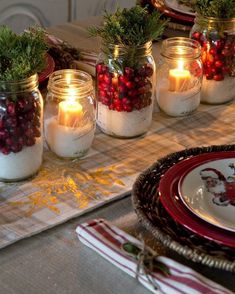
[132,144,235,273]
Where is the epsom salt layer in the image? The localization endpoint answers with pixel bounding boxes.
[97,102,153,138]
[0,138,43,181]
[157,81,201,117]
[45,116,95,158]
[201,76,235,104]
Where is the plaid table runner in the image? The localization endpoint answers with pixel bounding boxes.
[1,20,235,249]
[0,103,234,249]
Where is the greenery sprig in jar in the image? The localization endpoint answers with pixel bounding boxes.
[0,26,46,181]
[182,0,235,104]
[89,6,167,138]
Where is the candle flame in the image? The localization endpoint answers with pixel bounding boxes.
[177,59,185,71]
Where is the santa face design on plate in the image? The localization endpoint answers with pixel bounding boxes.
[200,167,235,207]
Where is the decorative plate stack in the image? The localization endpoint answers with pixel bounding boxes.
[132,145,235,273]
[151,0,195,36]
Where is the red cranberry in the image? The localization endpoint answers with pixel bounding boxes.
[108,104,115,110]
[144,64,153,77]
[115,104,123,112]
[25,128,34,138]
[128,89,137,97]
[33,128,41,137]
[103,73,111,84]
[209,47,217,55]
[1,146,10,155]
[98,74,104,82]
[5,137,13,145]
[215,60,223,68]
[119,75,127,84]
[192,31,202,40]
[0,130,7,139]
[11,143,23,153]
[124,67,134,78]
[0,118,4,129]
[7,102,16,116]
[26,137,36,146]
[215,39,225,50]
[213,74,224,81]
[206,73,213,80]
[125,81,135,89]
[123,104,132,112]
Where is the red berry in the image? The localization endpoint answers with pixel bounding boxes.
[123,104,132,112]
[26,137,36,146]
[144,64,154,77]
[192,31,201,40]
[7,102,16,116]
[209,47,217,55]
[1,146,10,155]
[103,73,111,84]
[206,73,213,80]
[98,74,104,82]
[119,75,127,84]
[213,74,224,81]
[215,60,223,68]
[215,39,225,50]
[108,104,115,110]
[0,118,4,129]
[125,81,134,89]
[115,104,123,112]
[124,67,134,78]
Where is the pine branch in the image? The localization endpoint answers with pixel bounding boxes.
[88,6,168,46]
[179,0,235,18]
[0,26,47,81]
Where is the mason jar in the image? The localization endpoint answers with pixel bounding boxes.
[191,16,235,104]
[45,69,95,159]
[96,41,155,138]
[0,74,43,182]
[156,37,202,116]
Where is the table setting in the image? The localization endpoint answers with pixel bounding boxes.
[0,1,235,293]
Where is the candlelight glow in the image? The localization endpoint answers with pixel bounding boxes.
[169,59,191,92]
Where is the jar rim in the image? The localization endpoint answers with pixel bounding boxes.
[47,69,93,98]
[0,73,39,93]
[161,37,201,60]
[195,14,235,22]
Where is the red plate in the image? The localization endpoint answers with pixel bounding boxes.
[38,53,55,83]
[151,0,195,24]
[159,151,235,248]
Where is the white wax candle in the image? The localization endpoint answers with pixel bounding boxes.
[169,60,191,92]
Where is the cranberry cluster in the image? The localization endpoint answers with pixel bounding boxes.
[0,94,41,155]
[192,31,235,81]
[96,62,153,112]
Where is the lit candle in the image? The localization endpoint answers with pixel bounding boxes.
[169,60,191,92]
[58,87,83,128]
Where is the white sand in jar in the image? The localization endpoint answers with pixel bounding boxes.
[201,76,235,104]
[157,81,201,117]
[97,102,153,138]
[0,138,43,181]
[45,116,95,158]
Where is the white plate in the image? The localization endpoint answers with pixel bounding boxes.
[179,158,235,232]
[164,0,195,16]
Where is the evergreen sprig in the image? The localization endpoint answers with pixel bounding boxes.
[179,0,235,18]
[0,26,47,81]
[88,6,167,46]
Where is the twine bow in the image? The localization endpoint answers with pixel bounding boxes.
[122,239,171,292]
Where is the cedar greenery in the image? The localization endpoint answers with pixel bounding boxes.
[179,0,235,18]
[0,26,47,81]
[88,6,167,46]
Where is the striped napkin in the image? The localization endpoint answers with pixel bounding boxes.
[76,219,233,294]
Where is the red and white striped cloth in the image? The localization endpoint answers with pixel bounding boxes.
[76,219,233,294]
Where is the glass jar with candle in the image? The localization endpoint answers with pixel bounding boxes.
[0,74,43,182]
[45,69,95,159]
[96,41,155,138]
[156,37,202,117]
[191,16,235,104]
